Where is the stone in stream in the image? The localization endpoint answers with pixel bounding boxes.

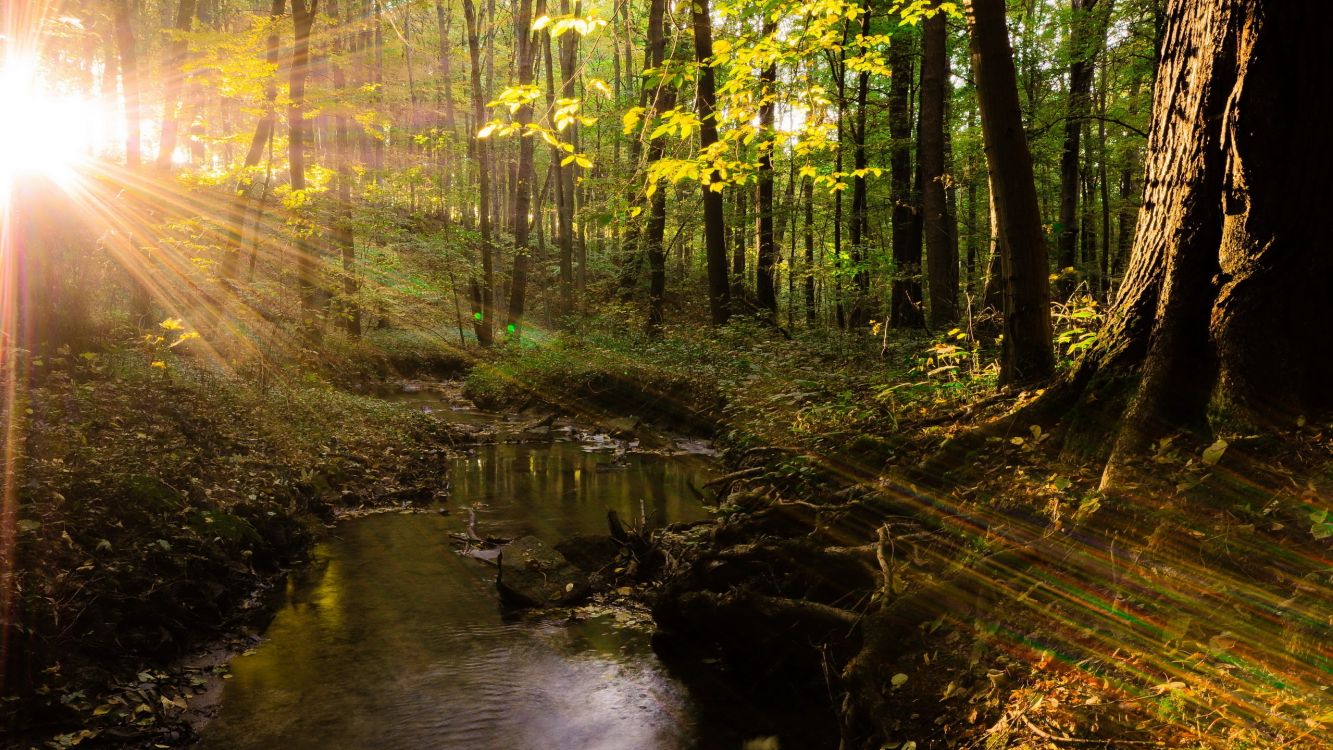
[496,535,591,608]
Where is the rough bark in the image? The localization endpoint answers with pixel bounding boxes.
[1022,0,1330,487]
[967,0,1054,385]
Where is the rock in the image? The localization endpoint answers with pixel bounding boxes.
[554,534,623,573]
[496,535,590,608]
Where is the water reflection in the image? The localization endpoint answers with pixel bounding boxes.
[200,444,725,750]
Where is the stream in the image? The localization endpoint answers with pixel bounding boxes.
[197,389,838,749]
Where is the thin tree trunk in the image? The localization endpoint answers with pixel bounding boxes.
[505,0,537,337]
[157,0,198,168]
[922,4,958,326]
[461,0,494,346]
[329,0,360,335]
[889,21,924,328]
[223,0,284,280]
[968,0,1054,384]
[754,19,778,314]
[290,0,318,324]
[1055,0,1104,289]
[846,0,872,328]
[691,0,731,324]
[643,0,673,330]
[803,176,816,325]
[113,0,141,168]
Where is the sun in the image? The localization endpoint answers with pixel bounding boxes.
[0,53,96,187]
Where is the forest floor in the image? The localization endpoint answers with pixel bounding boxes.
[0,325,475,748]
[4,293,1330,749]
[467,314,1333,750]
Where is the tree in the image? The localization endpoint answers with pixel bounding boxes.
[921,4,958,327]
[290,0,318,322]
[112,0,141,168]
[691,0,731,325]
[1055,0,1107,289]
[888,19,924,329]
[642,0,674,329]
[156,0,197,168]
[461,0,495,346]
[846,0,873,329]
[504,0,537,338]
[967,0,1054,385]
[329,0,360,336]
[754,18,778,314]
[222,0,285,280]
[1048,0,1332,485]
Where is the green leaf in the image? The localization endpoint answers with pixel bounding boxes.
[1201,438,1228,466]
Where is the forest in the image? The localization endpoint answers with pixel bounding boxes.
[0,0,1329,747]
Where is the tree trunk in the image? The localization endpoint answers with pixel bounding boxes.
[290,0,318,324]
[329,0,360,336]
[113,0,141,168]
[643,0,674,331]
[754,18,778,314]
[1055,0,1108,294]
[1047,0,1333,486]
[505,0,537,338]
[157,0,198,168]
[921,5,958,326]
[967,0,1054,385]
[803,176,816,325]
[461,0,494,346]
[223,0,284,280]
[691,0,731,325]
[846,0,873,329]
[556,0,580,320]
[889,22,924,329]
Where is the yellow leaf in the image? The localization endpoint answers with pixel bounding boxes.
[159,317,184,331]
[532,14,552,31]
[477,123,497,139]
[151,361,166,369]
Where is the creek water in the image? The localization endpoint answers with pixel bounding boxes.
[198,408,837,749]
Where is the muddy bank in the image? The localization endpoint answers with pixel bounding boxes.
[0,364,469,748]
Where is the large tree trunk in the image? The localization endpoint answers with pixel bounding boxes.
[461,0,494,346]
[1037,0,1331,487]
[921,5,958,327]
[691,0,731,325]
[967,0,1054,385]
[888,21,924,329]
